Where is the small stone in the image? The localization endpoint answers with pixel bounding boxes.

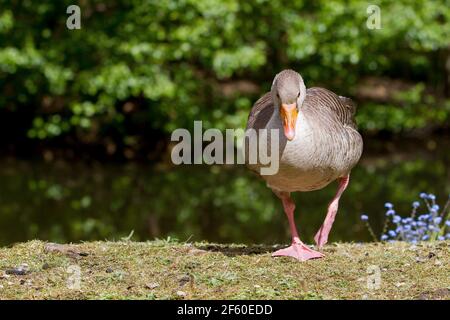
[145,282,159,290]
[176,290,187,297]
[178,274,191,286]
[415,257,426,263]
[6,264,29,276]
[42,263,50,270]
[434,260,442,266]
[106,267,113,273]
[44,243,87,258]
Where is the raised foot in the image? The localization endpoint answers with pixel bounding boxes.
[272,243,324,261]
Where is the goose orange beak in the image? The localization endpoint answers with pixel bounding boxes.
[280,103,298,141]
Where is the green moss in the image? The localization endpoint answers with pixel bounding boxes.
[0,240,448,300]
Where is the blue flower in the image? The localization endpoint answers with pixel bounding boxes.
[386,209,395,216]
[361,193,447,244]
[434,217,442,224]
[384,202,393,209]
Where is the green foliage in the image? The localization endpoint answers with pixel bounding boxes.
[0,0,449,153]
[357,85,450,132]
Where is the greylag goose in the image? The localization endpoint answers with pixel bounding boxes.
[245,69,363,261]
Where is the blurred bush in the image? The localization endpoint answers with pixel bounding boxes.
[0,0,449,159]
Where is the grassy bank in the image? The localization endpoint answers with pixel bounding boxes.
[0,240,448,300]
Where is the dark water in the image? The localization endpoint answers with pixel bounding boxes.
[0,137,449,246]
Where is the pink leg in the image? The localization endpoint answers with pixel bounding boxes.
[314,175,350,249]
[272,191,324,261]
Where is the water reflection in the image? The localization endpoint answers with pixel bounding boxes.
[0,137,448,246]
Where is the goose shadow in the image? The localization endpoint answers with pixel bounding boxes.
[194,243,285,257]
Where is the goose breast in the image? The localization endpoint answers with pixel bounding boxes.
[260,88,363,192]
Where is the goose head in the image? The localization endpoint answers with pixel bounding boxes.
[271,70,306,141]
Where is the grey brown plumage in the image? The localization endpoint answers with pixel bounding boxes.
[302,87,358,130]
[245,72,363,193]
[245,92,273,131]
[247,87,358,132]
[244,69,363,260]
